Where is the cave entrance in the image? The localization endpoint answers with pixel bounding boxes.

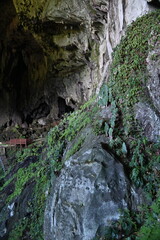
[25,102,50,125]
[58,97,74,118]
[147,0,160,7]
[25,115,33,125]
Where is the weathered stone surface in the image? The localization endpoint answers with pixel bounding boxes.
[146,0,160,7]
[105,0,154,60]
[146,37,160,113]
[0,155,38,240]
[135,37,160,142]
[44,135,143,240]
[135,102,160,142]
[0,0,156,127]
[0,181,35,240]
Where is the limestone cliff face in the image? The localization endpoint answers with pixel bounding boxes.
[0,0,156,127]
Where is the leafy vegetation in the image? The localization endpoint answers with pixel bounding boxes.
[0,143,49,240]
[47,96,98,175]
[108,10,160,134]
[95,81,160,239]
[8,218,29,240]
[65,136,85,160]
[137,192,160,240]
[96,191,160,240]
[96,10,160,240]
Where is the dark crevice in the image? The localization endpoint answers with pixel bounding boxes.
[147,0,160,7]
[64,44,78,51]
[42,20,82,35]
[25,115,33,125]
[58,97,74,118]
[70,98,76,106]
[122,0,127,30]
[25,102,50,125]
[101,142,131,180]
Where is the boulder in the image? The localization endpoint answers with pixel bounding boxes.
[44,135,143,240]
[135,36,160,142]
[146,38,160,113]
[135,102,160,142]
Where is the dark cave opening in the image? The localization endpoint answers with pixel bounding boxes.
[25,102,50,125]
[58,97,74,118]
[147,0,160,7]
[9,52,28,110]
[25,115,33,125]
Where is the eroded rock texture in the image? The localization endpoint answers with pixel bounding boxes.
[135,36,160,142]
[0,0,155,127]
[135,102,160,142]
[44,134,143,240]
[0,156,38,240]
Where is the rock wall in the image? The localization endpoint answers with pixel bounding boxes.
[0,0,156,127]
[44,133,143,240]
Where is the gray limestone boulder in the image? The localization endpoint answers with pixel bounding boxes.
[135,102,160,142]
[44,135,143,240]
[135,37,160,142]
[146,37,160,113]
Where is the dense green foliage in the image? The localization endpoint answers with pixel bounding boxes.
[47,97,98,175]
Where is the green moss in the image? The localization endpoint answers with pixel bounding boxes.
[7,162,39,202]
[65,136,85,160]
[13,0,45,19]
[47,96,98,174]
[8,168,48,240]
[8,218,29,240]
[137,193,160,240]
[28,166,48,240]
[0,144,49,240]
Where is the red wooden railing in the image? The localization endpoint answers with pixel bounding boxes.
[6,139,28,147]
